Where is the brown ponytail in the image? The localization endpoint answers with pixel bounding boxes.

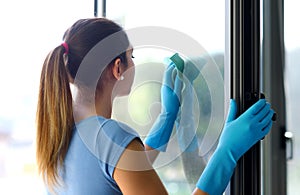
[36,45,74,192]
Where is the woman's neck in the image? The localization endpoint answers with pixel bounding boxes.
[73,88,113,122]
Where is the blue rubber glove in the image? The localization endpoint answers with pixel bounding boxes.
[196,99,274,195]
[144,62,182,151]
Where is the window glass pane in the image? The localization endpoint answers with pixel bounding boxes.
[107,1,226,194]
[0,1,93,194]
[285,1,300,194]
[0,0,226,194]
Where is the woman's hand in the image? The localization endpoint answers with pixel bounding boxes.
[160,62,182,115]
[144,61,182,153]
[218,99,274,161]
[196,99,274,195]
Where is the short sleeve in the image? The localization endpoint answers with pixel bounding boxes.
[96,119,142,178]
[75,116,142,180]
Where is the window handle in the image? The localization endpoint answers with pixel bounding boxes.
[285,131,293,160]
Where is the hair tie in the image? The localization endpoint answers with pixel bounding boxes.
[61,42,69,54]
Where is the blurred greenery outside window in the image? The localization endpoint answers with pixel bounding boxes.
[0,0,226,195]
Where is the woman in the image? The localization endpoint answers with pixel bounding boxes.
[36,18,274,195]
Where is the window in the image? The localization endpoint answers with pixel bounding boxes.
[3,1,296,195]
[0,1,228,194]
[107,1,226,194]
[285,1,300,194]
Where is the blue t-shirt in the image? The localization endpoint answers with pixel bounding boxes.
[50,116,141,195]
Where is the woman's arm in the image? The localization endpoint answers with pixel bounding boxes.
[114,139,209,195]
[144,144,160,164]
[192,188,209,195]
[113,139,167,195]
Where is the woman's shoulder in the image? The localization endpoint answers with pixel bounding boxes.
[75,115,140,142]
[101,117,140,139]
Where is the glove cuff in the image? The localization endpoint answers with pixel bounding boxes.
[144,113,176,152]
[196,147,237,195]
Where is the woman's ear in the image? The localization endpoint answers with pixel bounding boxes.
[112,58,122,80]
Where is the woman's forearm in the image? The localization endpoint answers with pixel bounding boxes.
[144,144,160,164]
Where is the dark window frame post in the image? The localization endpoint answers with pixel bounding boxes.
[94,0,106,17]
[230,0,261,194]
